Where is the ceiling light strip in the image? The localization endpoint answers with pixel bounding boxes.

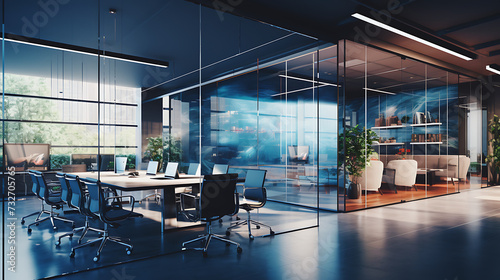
[279,74,338,87]
[486,64,500,75]
[3,36,168,68]
[363,87,396,95]
[351,13,474,61]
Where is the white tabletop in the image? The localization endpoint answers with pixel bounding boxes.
[72,171,203,191]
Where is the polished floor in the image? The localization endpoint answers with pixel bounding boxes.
[6,185,500,280]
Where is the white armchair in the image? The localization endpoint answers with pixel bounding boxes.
[359,160,384,194]
[383,160,418,193]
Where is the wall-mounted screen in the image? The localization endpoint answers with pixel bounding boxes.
[4,143,51,171]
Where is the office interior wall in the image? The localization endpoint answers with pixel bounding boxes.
[338,40,480,211]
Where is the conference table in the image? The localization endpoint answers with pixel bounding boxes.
[73,171,203,233]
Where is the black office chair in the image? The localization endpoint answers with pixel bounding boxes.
[181,174,242,257]
[55,174,104,246]
[212,164,229,175]
[27,171,74,233]
[226,169,274,240]
[70,178,135,262]
[21,170,52,225]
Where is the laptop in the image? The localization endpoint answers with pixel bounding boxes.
[146,161,159,175]
[151,162,179,180]
[115,157,127,174]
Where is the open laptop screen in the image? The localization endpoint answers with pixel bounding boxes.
[164,162,179,178]
[146,161,159,175]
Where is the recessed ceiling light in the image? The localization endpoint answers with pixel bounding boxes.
[351,12,476,61]
[486,64,500,75]
[109,9,117,14]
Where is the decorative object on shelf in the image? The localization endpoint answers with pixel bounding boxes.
[401,115,411,124]
[339,124,378,199]
[426,111,433,124]
[386,116,399,126]
[411,133,442,143]
[413,112,425,124]
[375,113,385,127]
[396,148,411,160]
[486,115,500,185]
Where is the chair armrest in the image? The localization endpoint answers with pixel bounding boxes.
[180,192,200,221]
[105,195,135,213]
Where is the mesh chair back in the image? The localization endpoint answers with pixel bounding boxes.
[28,170,41,198]
[212,164,229,175]
[243,169,267,202]
[82,178,101,214]
[33,172,47,201]
[200,174,238,220]
[56,172,72,206]
[66,174,85,211]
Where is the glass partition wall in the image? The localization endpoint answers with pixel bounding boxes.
[2,1,323,279]
[338,40,476,211]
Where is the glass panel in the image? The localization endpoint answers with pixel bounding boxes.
[340,40,460,211]
[197,6,321,234]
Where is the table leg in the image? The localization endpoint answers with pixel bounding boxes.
[161,188,178,233]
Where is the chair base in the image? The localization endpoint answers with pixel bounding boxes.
[182,221,241,256]
[226,211,274,240]
[56,218,105,246]
[27,206,74,233]
[21,200,50,225]
[70,225,132,262]
[140,191,161,204]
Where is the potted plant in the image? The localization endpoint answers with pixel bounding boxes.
[486,115,500,185]
[144,136,163,172]
[339,124,378,199]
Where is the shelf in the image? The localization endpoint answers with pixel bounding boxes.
[371,125,406,129]
[410,123,442,127]
[410,142,443,145]
[373,142,404,146]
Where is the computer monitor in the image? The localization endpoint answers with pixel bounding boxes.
[146,161,159,175]
[164,162,179,179]
[115,157,127,174]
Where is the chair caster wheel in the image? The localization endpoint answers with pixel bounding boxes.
[93,255,100,262]
[35,223,39,226]
[225,231,231,236]
[256,225,261,229]
[55,241,61,246]
[21,219,25,225]
[202,251,208,257]
[69,234,73,239]
[270,230,275,236]
[69,251,75,258]
[126,248,133,255]
[27,228,32,234]
[236,216,241,220]
[237,247,243,254]
[249,235,254,240]
[53,227,58,231]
